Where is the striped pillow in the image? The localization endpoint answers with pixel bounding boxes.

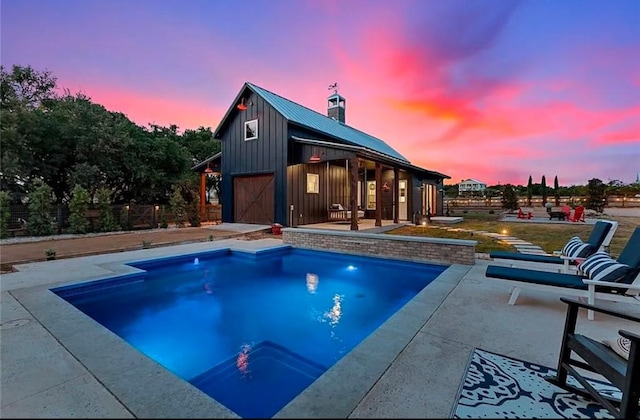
[561,236,593,258]
[579,252,631,283]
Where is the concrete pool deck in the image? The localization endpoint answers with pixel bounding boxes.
[2,237,639,418]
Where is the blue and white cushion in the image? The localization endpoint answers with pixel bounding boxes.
[561,236,593,258]
[579,252,631,283]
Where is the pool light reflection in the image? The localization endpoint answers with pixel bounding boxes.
[306,273,319,294]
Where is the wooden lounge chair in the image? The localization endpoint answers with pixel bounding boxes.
[546,297,639,418]
[489,220,618,272]
[568,205,586,222]
[484,227,640,320]
[517,208,533,219]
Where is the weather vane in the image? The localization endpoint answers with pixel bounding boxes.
[328,82,339,94]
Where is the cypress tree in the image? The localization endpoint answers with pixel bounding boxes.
[554,175,560,206]
[541,175,547,206]
[526,175,533,206]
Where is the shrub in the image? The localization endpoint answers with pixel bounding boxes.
[501,185,519,211]
[170,186,187,228]
[27,180,54,236]
[159,206,168,228]
[488,209,495,214]
[188,197,201,227]
[0,191,10,239]
[68,185,90,234]
[96,188,119,232]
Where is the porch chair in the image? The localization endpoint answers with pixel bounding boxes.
[568,205,586,222]
[489,220,618,273]
[327,204,364,222]
[517,208,533,219]
[484,227,640,320]
[545,297,639,419]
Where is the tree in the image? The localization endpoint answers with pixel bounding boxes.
[526,175,533,206]
[169,186,187,228]
[541,175,547,205]
[96,187,119,232]
[27,179,54,236]
[68,185,90,234]
[180,126,221,166]
[501,184,519,210]
[0,191,10,238]
[1,65,58,202]
[554,175,560,206]
[585,178,607,213]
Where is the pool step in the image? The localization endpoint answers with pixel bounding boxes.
[189,340,327,418]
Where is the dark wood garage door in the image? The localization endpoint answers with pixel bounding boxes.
[234,174,275,224]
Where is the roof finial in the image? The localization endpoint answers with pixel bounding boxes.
[328,82,339,95]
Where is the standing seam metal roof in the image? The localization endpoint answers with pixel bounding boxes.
[247,82,409,162]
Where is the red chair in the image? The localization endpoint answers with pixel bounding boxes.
[568,205,585,222]
[517,208,533,219]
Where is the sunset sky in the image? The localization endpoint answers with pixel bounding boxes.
[2,0,639,186]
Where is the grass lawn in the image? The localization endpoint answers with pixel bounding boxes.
[386,212,640,257]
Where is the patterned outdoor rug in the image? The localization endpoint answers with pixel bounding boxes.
[451,348,621,418]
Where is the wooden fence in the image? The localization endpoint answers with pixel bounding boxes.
[4,203,223,237]
[445,195,640,209]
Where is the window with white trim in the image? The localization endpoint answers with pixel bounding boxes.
[244,119,258,141]
[307,173,319,194]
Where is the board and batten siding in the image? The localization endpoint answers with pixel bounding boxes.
[287,161,358,227]
[220,91,289,224]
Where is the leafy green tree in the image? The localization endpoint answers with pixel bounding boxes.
[541,175,547,205]
[68,185,90,234]
[443,183,459,198]
[0,191,10,238]
[96,187,119,232]
[553,175,560,206]
[1,65,58,202]
[501,184,519,210]
[180,127,221,166]
[27,179,54,236]
[169,186,187,228]
[526,175,533,206]
[585,178,607,213]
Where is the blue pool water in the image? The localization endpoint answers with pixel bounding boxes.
[53,247,447,418]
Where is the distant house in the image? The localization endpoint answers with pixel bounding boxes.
[193,82,450,230]
[458,179,487,195]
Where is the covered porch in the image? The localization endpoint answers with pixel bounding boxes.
[192,152,222,223]
[289,136,449,231]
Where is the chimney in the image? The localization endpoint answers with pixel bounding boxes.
[327,91,346,124]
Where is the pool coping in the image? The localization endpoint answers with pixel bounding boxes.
[3,238,468,418]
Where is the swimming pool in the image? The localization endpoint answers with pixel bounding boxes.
[53,246,447,418]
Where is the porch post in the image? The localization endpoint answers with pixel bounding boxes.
[375,162,382,226]
[393,167,399,224]
[349,157,359,231]
[200,172,206,221]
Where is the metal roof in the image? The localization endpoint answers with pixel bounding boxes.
[292,136,450,180]
[247,83,409,163]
